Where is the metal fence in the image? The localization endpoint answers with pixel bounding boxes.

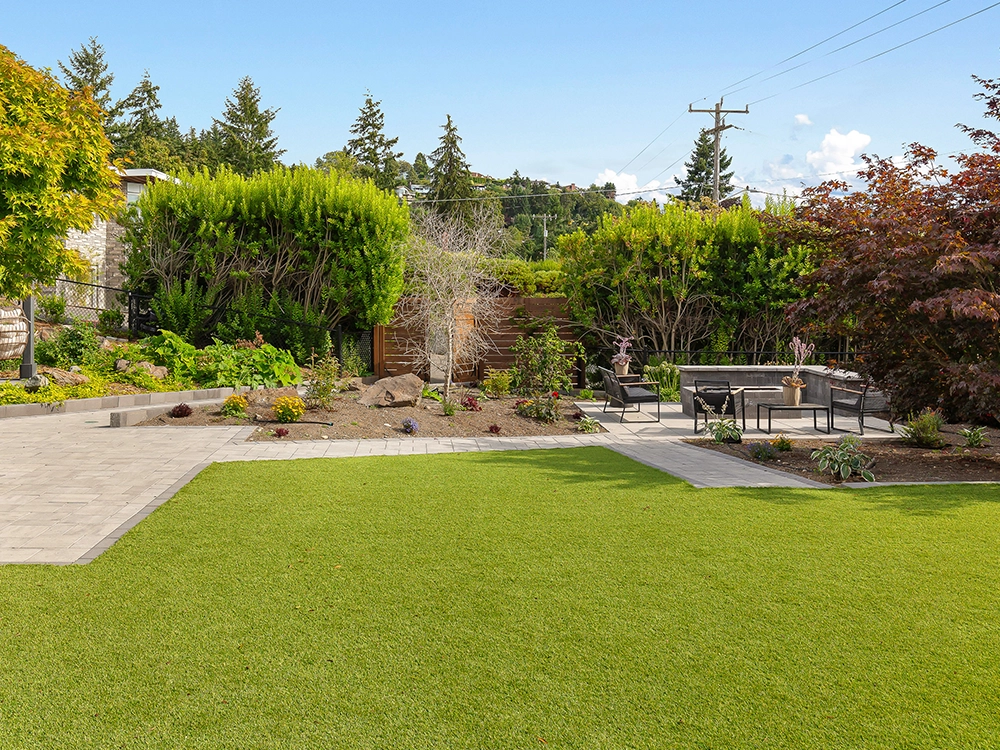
[601,348,858,369]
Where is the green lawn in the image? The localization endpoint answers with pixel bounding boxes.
[2,447,999,749]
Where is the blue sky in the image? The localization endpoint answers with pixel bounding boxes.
[4,0,998,200]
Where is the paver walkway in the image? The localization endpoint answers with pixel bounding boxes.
[1,401,857,565]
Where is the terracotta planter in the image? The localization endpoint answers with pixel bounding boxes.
[614,362,629,377]
[782,384,803,406]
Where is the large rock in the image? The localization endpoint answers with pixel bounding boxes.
[132,361,169,379]
[39,366,89,386]
[23,374,50,393]
[357,373,424,408]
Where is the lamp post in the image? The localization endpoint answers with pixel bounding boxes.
[19,295,37,380]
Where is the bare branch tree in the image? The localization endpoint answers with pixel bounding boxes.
[396,205,508,401]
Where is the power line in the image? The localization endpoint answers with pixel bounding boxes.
[749,1,1000,105]
[719,0,911,94]
[723,0,953,98]
[413,182,685,205]
[617,106,693,173]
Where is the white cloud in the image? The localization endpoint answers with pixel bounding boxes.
[806,128,871,175]
[595,168,673,204]
[794,114,812,126]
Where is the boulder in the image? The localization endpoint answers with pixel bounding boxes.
[115,358,130,372]
[23,374,50,393]
[132,361,169,379]
[39,366,89,386]
[346,377,366,392]
[357,373,424,408]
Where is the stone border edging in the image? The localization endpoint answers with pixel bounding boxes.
[0,386,242,420]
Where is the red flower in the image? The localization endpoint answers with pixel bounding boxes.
[551,391,559,398]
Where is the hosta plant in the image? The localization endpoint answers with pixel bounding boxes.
[811,435,875,482]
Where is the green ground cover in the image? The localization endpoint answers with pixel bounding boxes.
[1,447,999,748]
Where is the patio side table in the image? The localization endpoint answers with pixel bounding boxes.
[756,402,831,434]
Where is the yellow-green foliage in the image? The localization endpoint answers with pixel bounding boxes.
[272,395,306,423]
[221,393,249,418]
[121,166,411,330]
[481,368,513,398]
[0,45,122,299]
[0,378,106,405]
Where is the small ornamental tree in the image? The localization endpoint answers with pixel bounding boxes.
[788,75,1000,423]
[0,45,122,300]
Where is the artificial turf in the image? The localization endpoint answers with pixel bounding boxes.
[1,446,999,748]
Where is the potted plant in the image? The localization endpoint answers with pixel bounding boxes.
[611,335,633,377]
[781,336,815,406]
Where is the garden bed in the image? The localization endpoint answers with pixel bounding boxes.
[139,391,602,440]
[688,424,1000,484]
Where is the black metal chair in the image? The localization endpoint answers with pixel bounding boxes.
[693,380,745,434]
[830,382,894,435]
[598,366,661,423]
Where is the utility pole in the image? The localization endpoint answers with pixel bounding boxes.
[688,99,749,203]
[532,214,556,260]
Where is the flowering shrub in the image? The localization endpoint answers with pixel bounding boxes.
[170,402,193,418]
[515,395,560,423]
[273,395,306,423]
[402,417,419,434]
[746,441,777,461]
[221,393,248,418]
[770,433,793,451]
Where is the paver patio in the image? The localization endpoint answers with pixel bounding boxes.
[0,400,895,564]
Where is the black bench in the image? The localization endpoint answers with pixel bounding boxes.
[830,382,894,435]
[598,366,661,423]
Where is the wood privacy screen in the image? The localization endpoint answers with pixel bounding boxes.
[373,296,580,383]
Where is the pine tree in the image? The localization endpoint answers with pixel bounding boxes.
[213,76,284,176]
[58,37,115,123]
[344,93,402,191]
[110,71,167,164]
[413,152,429,181]
[429,115,473,219]
[675,129,734,201]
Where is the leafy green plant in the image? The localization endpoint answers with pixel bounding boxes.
[305,355,343,409]
[36,294,67,324]
[770,433,793,452]
[899,407,946,449]
[221,394,249,418]
[151,278,214,344]
[958,425,989,449]
[576,415,601,433]
[97,308,125,337]
[514,394,561,423]
[145,330,301,388]
[696,395,743,444]
[422,385,443,403]
[642,360,680,401]
[746,441,777,461]
[811,435,875,482]
[340,336,368,377]
[578,388,595,400]
[273,396,306,423]
[34,319,101,368]
[441,400,457,417]
[481,368,513,398]
[510,324,583,396]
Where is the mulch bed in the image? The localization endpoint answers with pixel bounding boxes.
[688,423,1000,484]
[139,390,601,440]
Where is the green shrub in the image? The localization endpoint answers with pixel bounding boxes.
[441,400,457,417]
[514,394,561,423]
[34,320,101,368]
[481,368,512,398]
[151,278,214,344]
[510,324,582,396]
[576,415,600,433]
[273,396,306,423]
[811,435,875,482]
[899,407,946,449]
[144,330,301,388]
[97,309,126,337]
[579,388,595,400]
[770,433,793,452]
[36,294,66,324]
[340,335,367,377]
[305,355,343,410]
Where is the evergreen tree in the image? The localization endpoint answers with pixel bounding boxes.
[675,128,734,201]
[58,37,115,124]
[214,76,284,176]
[344,93,402,191]
[429,114,473,219]
[413,152,430,181]
[111,71,167,165]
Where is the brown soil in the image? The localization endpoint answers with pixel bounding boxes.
[139,391,602,440]
[689,424,1000,484]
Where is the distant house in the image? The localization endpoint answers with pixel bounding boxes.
[57,168,172,312]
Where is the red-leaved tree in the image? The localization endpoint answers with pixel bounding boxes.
[788,75,1000,424]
